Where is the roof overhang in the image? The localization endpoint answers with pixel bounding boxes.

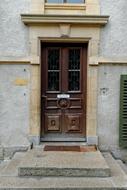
[21,14,109,26]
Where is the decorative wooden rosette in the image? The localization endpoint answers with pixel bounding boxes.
[57,98,70,109]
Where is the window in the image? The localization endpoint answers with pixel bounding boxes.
[46,0,85,3]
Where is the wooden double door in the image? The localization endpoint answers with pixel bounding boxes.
[41,43,87,141]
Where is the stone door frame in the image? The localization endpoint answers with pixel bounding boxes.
[29,32,99,145]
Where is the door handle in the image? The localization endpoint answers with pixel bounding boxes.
[42,95,47,99]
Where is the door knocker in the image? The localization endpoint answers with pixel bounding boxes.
[57,98,70,109]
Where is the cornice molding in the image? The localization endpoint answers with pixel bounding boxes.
[0,60,30,64]
[89,57,127,66]
[21,14,109,26]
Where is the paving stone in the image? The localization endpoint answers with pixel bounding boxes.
[103,153,126,177]
[0,152,26,177]
[0,161,10,175]
[116,160,127,175]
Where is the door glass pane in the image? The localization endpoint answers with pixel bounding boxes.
[69,49,80,70]
[68,49,80,91]
[48,49,60,91]
[48,72,59,91]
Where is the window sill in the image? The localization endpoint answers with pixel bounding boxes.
[45,3,86,10]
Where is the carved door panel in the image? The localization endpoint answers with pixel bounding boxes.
[41,43,87,140]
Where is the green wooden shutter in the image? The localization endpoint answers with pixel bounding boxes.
[120,75,127,148]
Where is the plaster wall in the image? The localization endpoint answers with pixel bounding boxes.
[98,64,127,161]
[0,1,31,159]
[100,0,127,59]
[0,0,30,59]
[98,0,127,160]
[0,64,30,158]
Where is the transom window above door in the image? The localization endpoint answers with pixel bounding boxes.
[45,0,85,3]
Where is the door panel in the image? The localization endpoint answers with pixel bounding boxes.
[45,114,61,132]
[65,114,82,132]
[41,43,87,140]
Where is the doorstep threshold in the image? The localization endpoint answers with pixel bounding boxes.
[40,137,86,142]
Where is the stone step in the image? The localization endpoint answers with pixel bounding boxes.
[0,152,127,189]
[103,153,127,177]
[18,149,111,177]
[0,176,116,190]
[0,152,26,177]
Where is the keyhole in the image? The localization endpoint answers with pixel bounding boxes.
[72,120,76,125]
[51,120,55,126]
